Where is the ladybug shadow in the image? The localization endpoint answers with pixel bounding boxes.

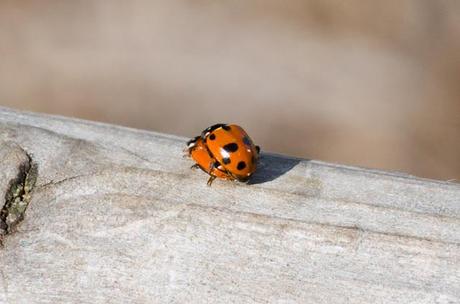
[247,153,302,185]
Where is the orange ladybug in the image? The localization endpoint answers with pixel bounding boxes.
[187,124,260,185]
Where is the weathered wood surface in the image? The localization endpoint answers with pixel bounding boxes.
[0,107,459,304]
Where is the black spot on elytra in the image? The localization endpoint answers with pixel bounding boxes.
[223,143,238,153]
[209,134,216,140]
[213,161,221,168]
[222,157,231,165]
[242,136,252,146]
[237,161,246,170]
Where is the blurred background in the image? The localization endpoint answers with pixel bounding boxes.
[1,0,459,181]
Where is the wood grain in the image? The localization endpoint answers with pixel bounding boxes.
[0,107,459,303]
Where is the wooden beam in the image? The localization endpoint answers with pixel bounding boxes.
[1,107,459,303]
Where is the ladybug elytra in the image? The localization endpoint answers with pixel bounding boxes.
[186,124,260,185]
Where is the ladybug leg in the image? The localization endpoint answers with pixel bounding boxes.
[190,164,200,170]
[255,145,260,154]
[206,162,223,186]
[207,175,216,186]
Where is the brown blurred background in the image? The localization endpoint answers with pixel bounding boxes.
[1,1,459,181]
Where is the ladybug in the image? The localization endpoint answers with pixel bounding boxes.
[186,124,260,185]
